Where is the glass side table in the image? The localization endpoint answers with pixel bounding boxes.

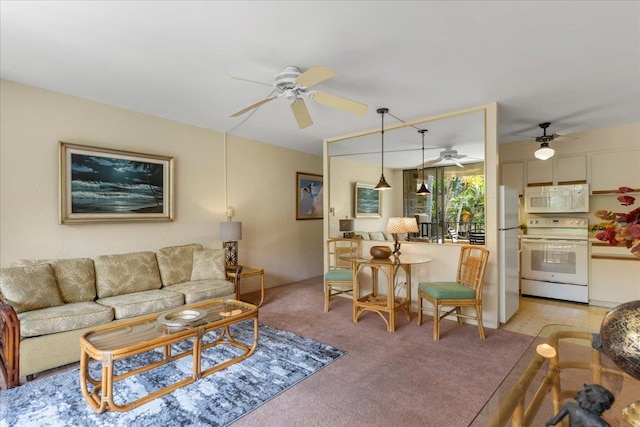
[226,265,265,307]
[469,324,640,427]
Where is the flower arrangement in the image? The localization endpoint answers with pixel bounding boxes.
[594,186,640,257]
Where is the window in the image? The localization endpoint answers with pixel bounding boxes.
[404,163,485,243]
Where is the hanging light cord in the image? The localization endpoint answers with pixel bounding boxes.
[380,110,385,173]
[421,130,426,183]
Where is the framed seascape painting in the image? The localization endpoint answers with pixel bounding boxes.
[296,172,323,220]
[354,182,382,218]
[59,142,174,223]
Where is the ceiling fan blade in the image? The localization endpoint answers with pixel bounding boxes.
[291,99,313,129]
[222,74,273,87]
[422,158,442,168]
[453,159,464,168]
[311,91,368,116]
[230,96,277,117]
[295,65,336,88]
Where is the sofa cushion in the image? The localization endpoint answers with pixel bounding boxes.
[190,249,226,281]
[369,231,385,241]
[352,231,370,240]
[94,251,162,298]
[17,301,113,338]
[156,243,203,287]
[12,258,96,303]
[166,279,235,304]
[383,232,394,241]
[97,289,184,320]
[0,264,64,313]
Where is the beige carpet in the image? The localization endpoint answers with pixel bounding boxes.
[233,278,534,427]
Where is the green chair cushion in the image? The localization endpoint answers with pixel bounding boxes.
[419,281,475,299]
[325,268,353,282]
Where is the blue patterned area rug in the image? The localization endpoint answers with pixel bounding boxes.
[0,321,345,426]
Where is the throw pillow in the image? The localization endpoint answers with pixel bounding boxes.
[191,249,226,281]
[369,231,385,241]
[353,231,370,240]
[0,263,64,313]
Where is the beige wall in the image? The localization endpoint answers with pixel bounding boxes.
[0,80,323,289]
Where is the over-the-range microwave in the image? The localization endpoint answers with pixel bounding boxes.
[524,184,589,213]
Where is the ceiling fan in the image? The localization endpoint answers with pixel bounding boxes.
[531,122,576,160]
[423,147,467,168]
[224,65,368,129]
[534,122,563,143]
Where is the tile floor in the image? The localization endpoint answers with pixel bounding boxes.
[500,295,611,337]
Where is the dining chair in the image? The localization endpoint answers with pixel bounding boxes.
[417,245,490,340]
[324,238,361,312]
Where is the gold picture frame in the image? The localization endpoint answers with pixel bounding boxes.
[59,142,174,223]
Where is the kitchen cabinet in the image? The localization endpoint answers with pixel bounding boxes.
[555,155,587,184]
[525,155,587,187]
[526,159,553,186]
[501,162,524,195]
[591,149,640,193]
[589,242,640,307]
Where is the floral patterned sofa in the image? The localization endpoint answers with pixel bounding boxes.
[0,243,237,388]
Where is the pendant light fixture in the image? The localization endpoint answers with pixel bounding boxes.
[374,107,392,190]
[534,122,555,160]
[416,129,431,195]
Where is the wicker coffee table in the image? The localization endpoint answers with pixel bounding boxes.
[79,299,258,413]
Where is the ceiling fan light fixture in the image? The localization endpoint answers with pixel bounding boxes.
[375,107,392,191]
[535,142,555,160]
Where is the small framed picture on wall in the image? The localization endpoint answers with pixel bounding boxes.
[296,172,323,220]
[354,182,382,218]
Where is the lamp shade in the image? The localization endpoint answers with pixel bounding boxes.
[339,219,354,232]
[219,221,242,241]
[535,143,555,160]
[386,217,419,234]
[416,182,430,195]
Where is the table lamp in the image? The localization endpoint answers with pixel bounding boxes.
[339,218,354,238]
[386,217,419,256]
[219,221,242,265]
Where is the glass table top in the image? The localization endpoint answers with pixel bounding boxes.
[469,324,640,426]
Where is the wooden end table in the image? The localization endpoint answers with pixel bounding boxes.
[79,299,258,413]
[226,265,265,307]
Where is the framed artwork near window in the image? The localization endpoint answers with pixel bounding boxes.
[59,142,174,223]
[354,182,382,218]
[296,172,323,220]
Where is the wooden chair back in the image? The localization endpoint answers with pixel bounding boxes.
[456,245,490,299]
[327,238,361,270]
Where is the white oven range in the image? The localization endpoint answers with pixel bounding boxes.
[521,217,589,303]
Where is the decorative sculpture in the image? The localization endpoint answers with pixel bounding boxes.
[595,300,640,380]
[545,383,615,427]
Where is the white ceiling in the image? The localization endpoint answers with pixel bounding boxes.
[1,1,639,169]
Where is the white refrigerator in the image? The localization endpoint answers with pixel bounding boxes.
[498,185,520,323]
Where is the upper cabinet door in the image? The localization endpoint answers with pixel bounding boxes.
[526,159,553,186]
[591,149,640,193]
[501,162,524,196]
[556,155,587,185]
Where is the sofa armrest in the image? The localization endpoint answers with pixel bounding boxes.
[0,303,20,388]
